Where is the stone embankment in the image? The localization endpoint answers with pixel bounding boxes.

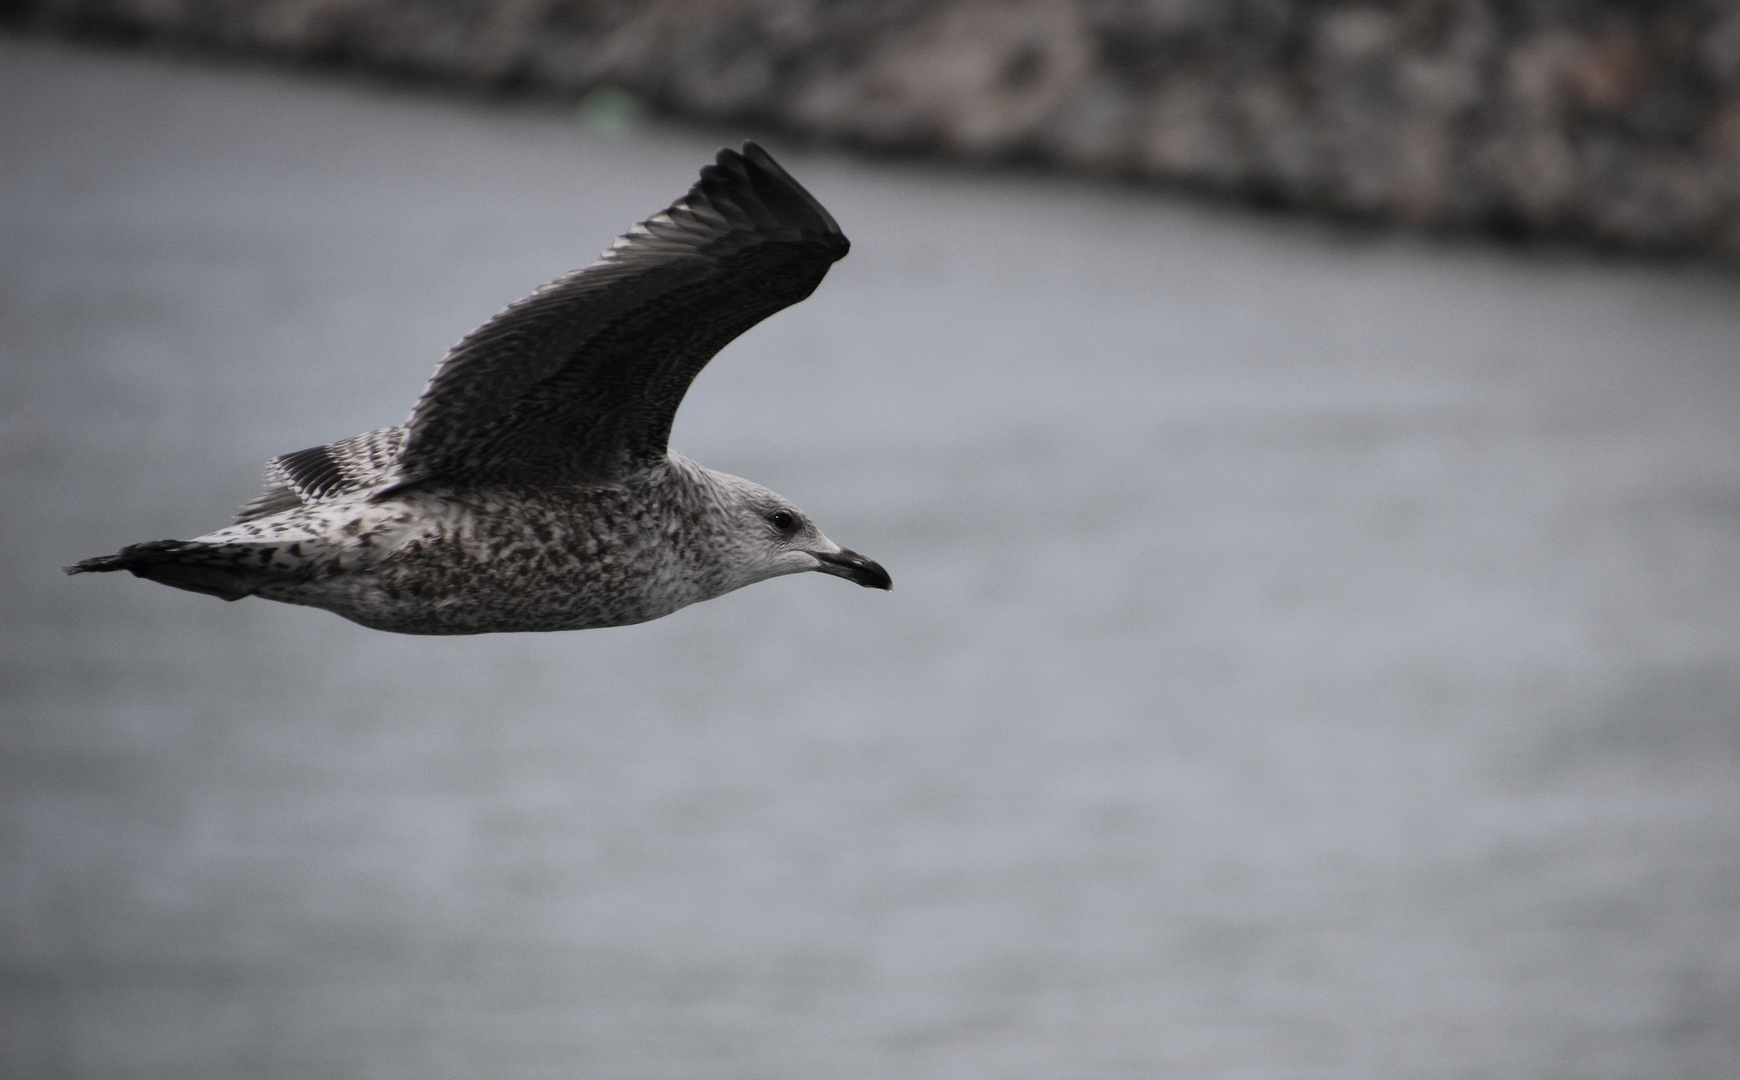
[13,0,1740,253]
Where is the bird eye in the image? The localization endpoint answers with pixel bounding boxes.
[767,510,797,532]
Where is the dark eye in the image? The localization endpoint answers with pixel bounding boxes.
[767,510,798,533]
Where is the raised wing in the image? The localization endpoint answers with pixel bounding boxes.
[395,142,849,486]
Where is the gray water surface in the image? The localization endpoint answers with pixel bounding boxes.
[4,35,1740,1080]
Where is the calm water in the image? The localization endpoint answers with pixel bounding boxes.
[3,35,1739,1080]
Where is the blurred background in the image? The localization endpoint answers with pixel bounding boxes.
[4,3,1740,1078]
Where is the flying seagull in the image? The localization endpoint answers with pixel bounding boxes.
[67,143,890,635]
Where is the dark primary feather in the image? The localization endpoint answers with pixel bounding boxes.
[393,142,850,487]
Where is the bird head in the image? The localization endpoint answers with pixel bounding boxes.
[702,469,892,594]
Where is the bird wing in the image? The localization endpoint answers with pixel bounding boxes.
[235,425,406,522]
[393,142,849,487]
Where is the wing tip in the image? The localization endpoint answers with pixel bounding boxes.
[699,141,846,242]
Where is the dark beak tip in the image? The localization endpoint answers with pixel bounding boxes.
[814,548,892,592]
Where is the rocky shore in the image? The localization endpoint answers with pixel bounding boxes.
[13,0,1740,253]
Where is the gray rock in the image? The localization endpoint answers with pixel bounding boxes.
[13,0,1740,252]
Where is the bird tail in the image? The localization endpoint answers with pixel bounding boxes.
[65,540,275,602]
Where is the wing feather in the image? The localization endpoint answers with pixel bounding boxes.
[395,142,849,486]
[234,426,406,522]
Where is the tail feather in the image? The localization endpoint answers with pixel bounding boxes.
[66,540,273,602]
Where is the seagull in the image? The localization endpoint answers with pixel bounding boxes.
[67,142,891,635]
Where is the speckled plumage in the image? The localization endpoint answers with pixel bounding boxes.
[68,143,891,634]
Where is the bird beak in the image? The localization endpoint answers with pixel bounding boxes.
[811,547,892,591]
